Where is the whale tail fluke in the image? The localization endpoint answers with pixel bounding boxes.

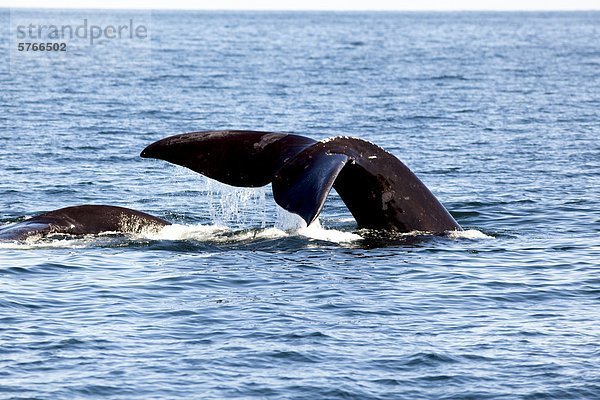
[141,130,461,233]
[273,148,349,226]
[140,130,316,187]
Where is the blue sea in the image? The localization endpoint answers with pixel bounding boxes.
[1,9,599,399]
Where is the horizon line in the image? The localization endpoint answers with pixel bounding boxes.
[3,6,600,11]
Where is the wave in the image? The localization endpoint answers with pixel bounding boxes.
[0,204,490,249]
[139,220,362,244]
[0,219,363,250]
[0,224,492,250]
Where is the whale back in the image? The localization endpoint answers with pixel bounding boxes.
[0,205,170,241]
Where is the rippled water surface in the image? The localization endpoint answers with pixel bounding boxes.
[1,10,599,399]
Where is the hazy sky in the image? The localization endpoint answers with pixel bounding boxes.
[1,0,598,10]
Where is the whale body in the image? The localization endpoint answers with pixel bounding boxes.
[0,205,170,241]
[141,130,461,233]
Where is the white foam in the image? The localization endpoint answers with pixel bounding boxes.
[275,206,307,231]
[0,225,488,249]
[230,227,288,241]
[447,229,493,240]
[298,219,363,243]
[0,235,108,250]
[138,223,291,243]
[140,223,229,241]
[139,219,361,244]
[275,206,362,243]
[0,218,363,248]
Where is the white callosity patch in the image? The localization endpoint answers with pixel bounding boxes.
[381,191,393,210]
[117,214,165,234]
[318,136,394,157]
[252,133,282,150]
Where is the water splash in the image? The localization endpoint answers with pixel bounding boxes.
[275,206,307,231]
[0,233,126,250]
[275,206,362,243]
[205,178,267,228]
[143,223,230,241]
[447,229,493,239]
[298,219,363,243]
[141,219,361,245]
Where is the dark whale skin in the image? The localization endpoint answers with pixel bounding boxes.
[142,130,461,233]
[0,205,170,241]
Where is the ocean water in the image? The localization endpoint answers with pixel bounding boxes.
[1,10,600,399]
